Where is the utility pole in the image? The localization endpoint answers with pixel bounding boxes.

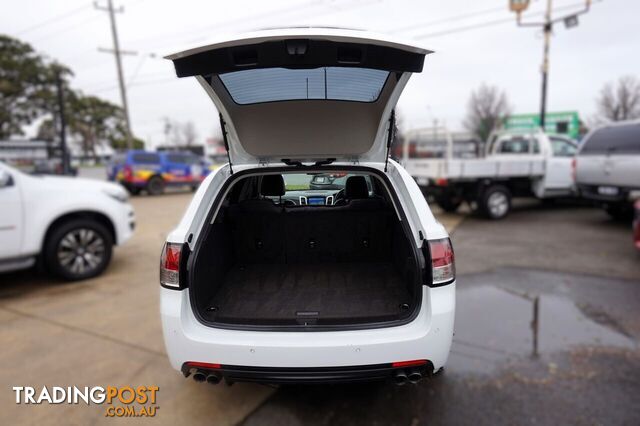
[509,0,592,129]
[95,0,135,149]
[55,69,69,175]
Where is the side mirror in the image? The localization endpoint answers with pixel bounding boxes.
[0,170,13,188]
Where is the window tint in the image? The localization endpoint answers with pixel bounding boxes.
[550,137,577,157]
[166,153,200,164]
[218,67,389,104]
[581,123,640,155]
[497,137,531,154]
[132,153,160,164]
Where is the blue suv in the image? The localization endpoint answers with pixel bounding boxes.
[107,150,213,195]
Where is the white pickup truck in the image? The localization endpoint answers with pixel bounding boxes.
[402,128,578,219]
[0,161,135,280]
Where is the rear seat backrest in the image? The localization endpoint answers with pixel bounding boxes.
[228,174,393,265]
[229,175,286,263]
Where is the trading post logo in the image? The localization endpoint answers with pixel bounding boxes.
[13,386,159,418]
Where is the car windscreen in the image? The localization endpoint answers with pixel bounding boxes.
[283,173,368,192]
[580,123,640,155]
[218,67,389,105]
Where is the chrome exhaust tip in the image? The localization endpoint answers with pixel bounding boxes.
[206,373,222,385]
[193,371,207,383]
[408,371,423,384]
[393,371,408,386]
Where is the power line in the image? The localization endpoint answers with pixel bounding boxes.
[392,4,507,34]
[30,14,103,44]
[413,0,598,39]
[14,4,90,35]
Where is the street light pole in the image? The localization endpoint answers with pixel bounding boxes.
[539,0,552,129]
[510,0,593,131]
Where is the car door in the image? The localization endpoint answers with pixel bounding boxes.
[543,136,578,192]
[165,28,429,168]
[0,164,24,259]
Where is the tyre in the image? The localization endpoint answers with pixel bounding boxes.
[44,219,113,281]
[605,203,633,221]
[435,196,462,213]
[127,186,142,196]
[480,185,511,220]
[146,175,165,195]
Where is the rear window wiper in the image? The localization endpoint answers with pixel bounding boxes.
[281,158,336,167]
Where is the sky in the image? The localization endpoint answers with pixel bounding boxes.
[2,0,639,148]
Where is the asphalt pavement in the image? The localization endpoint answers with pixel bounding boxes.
[241,201,640,426]
[0,180,638,425]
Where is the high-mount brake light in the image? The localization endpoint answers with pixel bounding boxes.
[429,238,455,286]
[160,242,182,289]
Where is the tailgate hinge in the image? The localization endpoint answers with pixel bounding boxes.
[384,109,396,173]
[218,112,233,175]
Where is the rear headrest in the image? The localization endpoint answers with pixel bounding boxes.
[345,176,369,199]
[261,174,285,196]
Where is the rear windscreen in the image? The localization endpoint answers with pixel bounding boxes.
[581,123,640,155]
[218,67,389,104]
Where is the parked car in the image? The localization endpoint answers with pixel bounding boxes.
[107,150,212,195]
[159,29,455,386]
[575,120,640,220]
[0,161,135,281]
[403,127,578,219]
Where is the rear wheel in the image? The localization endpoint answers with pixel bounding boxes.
[605,203,633,221]
[435,196,462,213]
[480,185,511,220]
[147,176,165,195]
[44,219,113,281]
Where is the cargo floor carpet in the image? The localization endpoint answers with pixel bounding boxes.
[203,262,412,323]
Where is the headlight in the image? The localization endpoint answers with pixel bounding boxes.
[102,187,129,203]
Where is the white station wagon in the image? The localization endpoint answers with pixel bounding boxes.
[159,28,455,385]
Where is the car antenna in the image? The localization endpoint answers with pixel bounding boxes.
[384,109,396,173]
[218,113,233,175]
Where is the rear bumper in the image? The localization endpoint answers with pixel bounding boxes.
[181,361,434,385]
[577,184,631,204]
[160,284,455,379]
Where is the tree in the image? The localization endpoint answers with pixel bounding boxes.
[596,75,640,122]
[463,83,512,142]
[162,118,199,146]
[180,121,198,146]
[0,35,61,139]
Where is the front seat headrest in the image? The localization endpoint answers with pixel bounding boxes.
[345,176,369,199]
[261,174,285,197]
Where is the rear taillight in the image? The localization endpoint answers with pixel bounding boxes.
[160,242,182,289]
[429,238,455,286]
[435,178,448,186]
[571,158,577,182]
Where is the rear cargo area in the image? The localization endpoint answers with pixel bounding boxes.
[189,173,421,329]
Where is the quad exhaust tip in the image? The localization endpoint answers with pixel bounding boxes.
[394,368,426,386]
